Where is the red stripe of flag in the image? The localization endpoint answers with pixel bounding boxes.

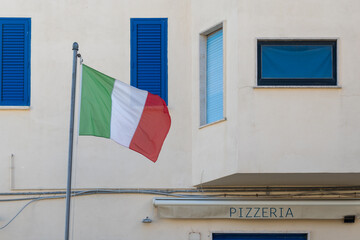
[129,93,171,162]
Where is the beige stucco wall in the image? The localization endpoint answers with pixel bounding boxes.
[0,0,192,190]
[1,194,360,240]
[191,0,360,185]
[0,0,359,239]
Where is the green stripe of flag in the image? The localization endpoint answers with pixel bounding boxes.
[79,64,115,138]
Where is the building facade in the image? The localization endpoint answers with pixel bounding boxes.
[0,0,360,239]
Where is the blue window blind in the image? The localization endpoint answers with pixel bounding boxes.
[258,40,336,86]
[206,29,223,124]
[213,233,307,240]
[131,18,168,104]
[0,18,31,106]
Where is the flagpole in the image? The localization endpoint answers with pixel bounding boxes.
[65,42,79,240]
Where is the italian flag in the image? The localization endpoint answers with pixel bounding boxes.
[79,65,171,162]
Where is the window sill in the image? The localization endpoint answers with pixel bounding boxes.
[199,118,226,129]
[0,106,30,110]
[253,86,342,89]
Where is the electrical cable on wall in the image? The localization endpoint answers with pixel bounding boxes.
[0,188,360,230]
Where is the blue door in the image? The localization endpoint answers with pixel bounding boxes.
[213,233,307,240]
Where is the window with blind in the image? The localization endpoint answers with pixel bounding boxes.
[200,25,224,126]
[257,40,337,86]
[130,18,168,104]
[0,18,31,106]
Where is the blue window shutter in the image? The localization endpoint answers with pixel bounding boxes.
[0,18,31,106]
[206,29,223,124]
[131,18,168,104]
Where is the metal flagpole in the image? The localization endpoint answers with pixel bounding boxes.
[65,42,79,240]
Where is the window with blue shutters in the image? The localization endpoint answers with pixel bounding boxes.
[130,18,167,104]
[213,233,308,240]
[257,40,337,86]
[199,25,224,126]
[0,18,31,106]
